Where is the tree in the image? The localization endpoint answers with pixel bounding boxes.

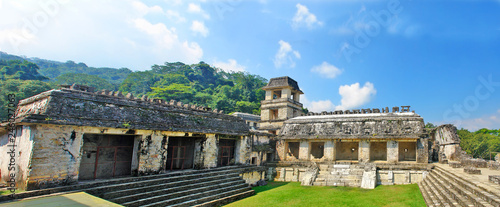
[0,60,48,81]
[148,83,193,101]
[425,122,436,128]
[54,73,114,90]
[0,79,54,120]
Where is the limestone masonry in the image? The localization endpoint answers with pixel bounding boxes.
[0,76,487,197]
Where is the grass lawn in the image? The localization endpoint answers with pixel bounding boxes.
[225,182,426,207]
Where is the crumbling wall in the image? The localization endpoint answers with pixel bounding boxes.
[203,134,218,168]
[433,125,462,162]
[0,126,33,190]
[26,124,83,190]
[137,131,167,175]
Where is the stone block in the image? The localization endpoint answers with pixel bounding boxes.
[464,167,481,174]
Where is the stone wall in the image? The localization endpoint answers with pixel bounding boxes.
[269,163,430,187]
[1,123,250,190]
[280,112,425,139]
[0,126,34,190]
[432,125,462,162]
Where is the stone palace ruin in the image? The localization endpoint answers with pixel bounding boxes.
[1,76,499,206]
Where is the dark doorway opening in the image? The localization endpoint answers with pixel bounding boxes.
[370,142,387,161]
[310,142,325,159]
[287,142,300,159]
[166,137,195,170]
[336,141,359,161]
[399,142,417,161]
[218,139,236,166]
[79,134,135,180]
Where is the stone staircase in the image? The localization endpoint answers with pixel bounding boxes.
[0,165,262,206]
[313,164,364,187]
[419,165,500,207]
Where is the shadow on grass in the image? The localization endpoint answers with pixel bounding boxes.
[252,181,288,194]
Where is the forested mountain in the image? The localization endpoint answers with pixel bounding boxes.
[0,59,54,119]
[0,52,267,119]
[120,61,267,114]
[0,52,131,90]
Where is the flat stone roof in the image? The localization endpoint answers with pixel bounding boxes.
[280,111,426,139]
[261,76,303,94]
[9,88,250,136]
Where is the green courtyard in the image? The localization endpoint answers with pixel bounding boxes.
[226,182,426,207]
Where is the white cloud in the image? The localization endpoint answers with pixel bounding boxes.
[166,10,186,23]
[133,18,203,62]
[457,116,500,131]
[292,4,323,29]
[311,62,343,79]
[302,82,377,113]
[190,20,209,37]
[132,1,163,15]
[301,95,336,113]
[187,3,210,19]
[212,59,246,72]
[0,1,205,70]
[336,82,377,110]
[497,109,500,113]
[273,40,300,68]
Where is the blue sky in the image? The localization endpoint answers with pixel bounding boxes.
[0,0,499,130]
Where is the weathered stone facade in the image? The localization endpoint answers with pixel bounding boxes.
[277,112,428,164]
[0,86,255,190]
[260,77,304,133]
[1,76,469,192]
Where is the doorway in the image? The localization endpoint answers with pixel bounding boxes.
[166,137,196,170]
[79,134,135,180]
[218,139,236,166]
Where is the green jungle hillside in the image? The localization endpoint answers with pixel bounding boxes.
[0,51,498,161]
[0,52,267,120]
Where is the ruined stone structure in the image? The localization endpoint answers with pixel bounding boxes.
[0,85,266,191]
[261,77,437,189]
[232,112,261,130]
[259,76,304,135]
[3,76,497,206]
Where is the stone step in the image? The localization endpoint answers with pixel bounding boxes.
[423,178,447,207]
[172,188,254,207]
[86,168,245,197]
[427,173,460,206]
[0,165,253,203]
[141,183,251,207]
[193,190,255,207]
[108,175,243,204]
[122,179,247,207]
[434,166,500,206]
[427,173,474,207]
[418,180,438,207]
[102,172,240,199]
[432,169,493,207]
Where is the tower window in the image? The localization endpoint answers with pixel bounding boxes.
[270,109,279,120]
[273,90,281,99]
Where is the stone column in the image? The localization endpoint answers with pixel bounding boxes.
[359,140,370,162]
[203,134,218,168]
[137,131,165,174]
[299,140,309,160]
[276,139,286,161]
[324,140,335,161]
[235,136,251,164]
[416,138,428,163]
[387,140,398,163]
